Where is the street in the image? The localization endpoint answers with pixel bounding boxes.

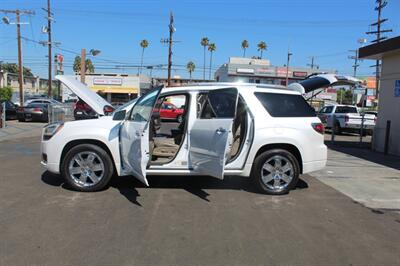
[1,134,400,265]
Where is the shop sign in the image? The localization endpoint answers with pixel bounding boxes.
[93,78,123,86]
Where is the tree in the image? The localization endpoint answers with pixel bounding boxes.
[1,63,33,77]
[139,39,149,75]
[73,56,95,73]
[337,88,353,105]
[200,37,209,80]
[0,86,13,101]
[257,41,267,59]
[208,43,216,80]
[186,61,195,80]
[241,40,249,57]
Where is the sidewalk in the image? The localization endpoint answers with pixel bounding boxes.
[311,144,400,211]
[0,120,45,143]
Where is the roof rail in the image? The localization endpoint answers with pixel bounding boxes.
[183,82,287,89]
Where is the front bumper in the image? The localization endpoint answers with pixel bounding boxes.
[41,138,61,174]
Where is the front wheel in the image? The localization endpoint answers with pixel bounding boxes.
[251,149,300,195]
[176,114,183,123]
[61,144,114,192]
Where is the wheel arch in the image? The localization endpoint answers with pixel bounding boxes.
[254,143,303,174]
[60,139,117,174]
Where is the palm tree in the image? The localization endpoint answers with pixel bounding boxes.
[257,41,267,59]
[139,39,149,74]
[200,37,209,80]
[186,61,196,81]
[208,43,216,80]
[241,40,249,57]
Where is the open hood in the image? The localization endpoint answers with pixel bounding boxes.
[56,75,113,116]
[288,74,361,94]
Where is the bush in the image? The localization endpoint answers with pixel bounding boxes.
[0,86,13,101]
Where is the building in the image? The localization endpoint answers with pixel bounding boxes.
[359,36,400,156]
[0,71,56,103]
[62,73,150,105]
[215,57,336,86]
[155,76,213,87]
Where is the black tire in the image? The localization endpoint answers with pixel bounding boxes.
[61,144,114,192]
[251,149,300,195]
[176,115,183,123]
[18,118,25,122]
[333,122,342,135]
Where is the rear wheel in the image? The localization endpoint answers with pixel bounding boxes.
[252,149,300,195]
[177,114,183,123]
[61,144,114,192]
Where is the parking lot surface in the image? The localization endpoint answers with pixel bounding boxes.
[1,136,400,266]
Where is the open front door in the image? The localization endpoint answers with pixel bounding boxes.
[120,88,161,185]
[189,88,238,179]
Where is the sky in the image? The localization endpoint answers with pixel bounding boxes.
[0,0,399,80]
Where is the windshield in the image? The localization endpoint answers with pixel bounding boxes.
[114,98,138,113]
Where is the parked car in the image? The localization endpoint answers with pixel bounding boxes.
[156,101,185,122]
[73,98,98,120]
[318,105,376,135]
[0,100,18,120]
[17,103,49,122]
[40,75,344,195]
[25,98,61,106]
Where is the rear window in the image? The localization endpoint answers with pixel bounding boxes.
[255,92,316,117]
[335,106,358,113]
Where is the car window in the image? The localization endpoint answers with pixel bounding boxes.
[335,106,357,113]
[255,92,316,117]
[320,106,333,114]
[198,88,238,119]
[129,89,160,122]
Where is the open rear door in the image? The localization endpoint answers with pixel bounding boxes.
[120,88,161,185]
[189,88,238,179]
[288,74,360,94]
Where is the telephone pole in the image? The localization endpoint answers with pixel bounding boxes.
[366,0,392,100]
[80,48,86,83]
[160,12,176,87]
[348,50,360,77]
[0,9,35,105]
[307,56,319,70]
[45,0,53,97]
[285,50,292,86]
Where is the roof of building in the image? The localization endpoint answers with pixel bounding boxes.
[358,36,400,60]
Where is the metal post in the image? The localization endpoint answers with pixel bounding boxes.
[16,11,24,105]
[331,115,336,143]
[0,102,5,128]
[359,113,365,144]
[384,120,391,155]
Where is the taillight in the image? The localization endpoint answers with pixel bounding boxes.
[374,116,377,123]
[312,122,324,134]
[17,107,24,112]
[345,115,349,122]
[103,105,114,115]
[33,107,41,112]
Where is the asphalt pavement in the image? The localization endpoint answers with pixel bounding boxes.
[1,136,400,266]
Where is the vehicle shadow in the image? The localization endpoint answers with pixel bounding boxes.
[41,171,309,205]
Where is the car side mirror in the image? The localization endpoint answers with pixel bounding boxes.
[113,110,127,121]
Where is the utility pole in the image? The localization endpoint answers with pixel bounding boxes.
[80,48,86,83]
[307,56,319,70]
[366,0,392,100]
[45,0,52,97]
[285,50,292,86]
[167,12,174,87]
[0,9,35,105]
[160,12,176,87]
[348,50,360,77]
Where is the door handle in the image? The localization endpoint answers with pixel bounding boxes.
[216,127,226,135]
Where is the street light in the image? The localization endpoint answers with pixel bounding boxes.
[2,16,10,24]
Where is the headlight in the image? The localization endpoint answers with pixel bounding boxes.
[43,122,64,140]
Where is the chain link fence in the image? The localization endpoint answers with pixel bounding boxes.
[48,103,75,124]
[0,102,5,129]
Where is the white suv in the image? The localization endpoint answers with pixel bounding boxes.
[41,75,331,195]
